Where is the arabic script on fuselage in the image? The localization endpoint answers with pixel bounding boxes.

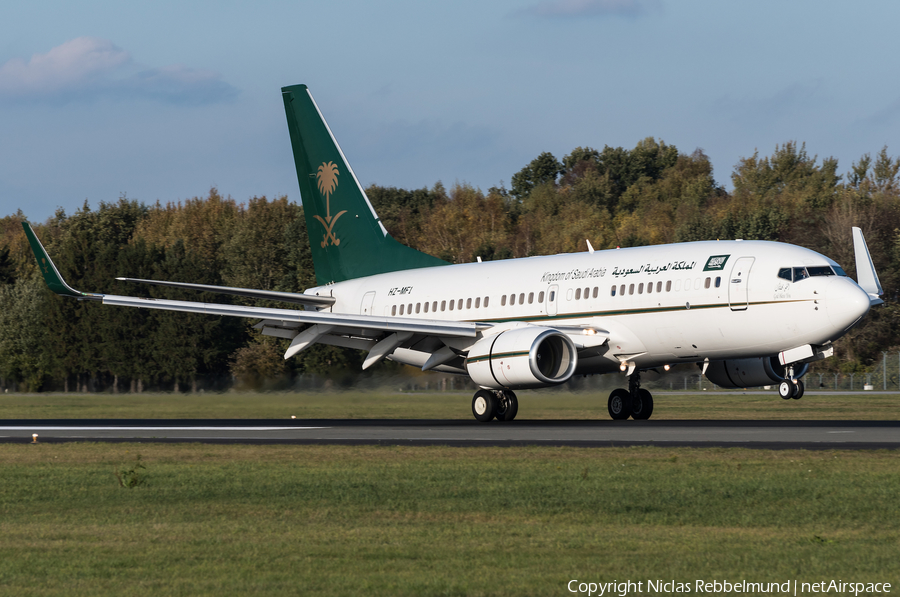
[609,260,697,278]
[540,261,696,284]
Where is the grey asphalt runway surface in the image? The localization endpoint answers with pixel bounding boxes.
[1,419,899,449]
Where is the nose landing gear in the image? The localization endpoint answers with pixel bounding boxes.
[778,379,805,399]
[607,371,654,420]
[778,365,805,400]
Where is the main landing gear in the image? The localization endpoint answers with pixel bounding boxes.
[608,371,654,420]
[472,389,519,422]
[778,364,805,400]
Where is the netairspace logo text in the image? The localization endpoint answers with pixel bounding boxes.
[567,579,892,596]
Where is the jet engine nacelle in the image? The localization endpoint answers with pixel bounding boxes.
[705,356,809,389]
[466,326,577,389]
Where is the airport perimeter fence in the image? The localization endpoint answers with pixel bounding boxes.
[6,354,900,395]
[403,351,900,394]
[640,351,900,393]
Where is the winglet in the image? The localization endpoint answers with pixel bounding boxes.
[21,222,101,300]
[852,226,883,304]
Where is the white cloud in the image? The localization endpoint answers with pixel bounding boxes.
[520,0,658,18]
[127,65,238,105]
[712,81,825,129]
[860,96,900,129]
[0,37,237,104]
[0,37,129,97]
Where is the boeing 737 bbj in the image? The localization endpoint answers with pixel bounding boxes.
[24,84,884,421]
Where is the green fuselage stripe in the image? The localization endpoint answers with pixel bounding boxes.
[452,299,811,326]
[466,350,530,365]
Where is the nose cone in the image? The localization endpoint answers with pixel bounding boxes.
[825,279,871,332]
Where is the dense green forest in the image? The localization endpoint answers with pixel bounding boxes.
[1,139,899,392]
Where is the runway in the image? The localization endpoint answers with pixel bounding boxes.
[1,419,899,449]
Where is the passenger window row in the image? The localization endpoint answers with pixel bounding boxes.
[388,287,563,316]
[387,274,726,317]
[572,287,600,300]
[500,291,545,306]
[610,277,721,297]
[392,296,491,316]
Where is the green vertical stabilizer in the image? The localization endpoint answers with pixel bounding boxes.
[282,84,449,285]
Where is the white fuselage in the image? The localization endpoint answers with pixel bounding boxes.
[307,240,871,374]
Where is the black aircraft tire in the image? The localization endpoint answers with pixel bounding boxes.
[472,390,497,422]
[632,388,654,420]
[496,390,518,422]
[608,389,632,420]
[792,380,805,400]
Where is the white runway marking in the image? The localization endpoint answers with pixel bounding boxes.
[0,426,326,431]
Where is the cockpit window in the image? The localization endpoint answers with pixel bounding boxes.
[833,265,847,277]
[807,266,836,277]
[778,265,841,282]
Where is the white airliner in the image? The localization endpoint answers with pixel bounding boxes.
[24,84,884,421]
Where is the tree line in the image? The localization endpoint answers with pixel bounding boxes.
[1,139,899,392]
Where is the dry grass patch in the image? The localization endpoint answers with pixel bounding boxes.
[3,390,900,420]
[2,442,899,467]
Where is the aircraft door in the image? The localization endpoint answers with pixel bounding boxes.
[547,284,559,316]
[360,291,376,315]
[728,257,754,311]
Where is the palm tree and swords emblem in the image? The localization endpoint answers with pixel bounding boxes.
[313,161,347,247]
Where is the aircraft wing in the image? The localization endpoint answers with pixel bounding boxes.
[24,222,607,372]
[116,277,336,307]
[98,293,485,336]
[23,223,485,362]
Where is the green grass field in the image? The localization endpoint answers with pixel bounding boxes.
[0,389,898,420]
[0,444,897,596]
[1,393,897,595]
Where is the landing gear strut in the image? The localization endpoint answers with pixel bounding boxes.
[472,389,518,422]
[608,371,654,420]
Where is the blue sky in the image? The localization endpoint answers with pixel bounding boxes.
[3,0,900,222]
